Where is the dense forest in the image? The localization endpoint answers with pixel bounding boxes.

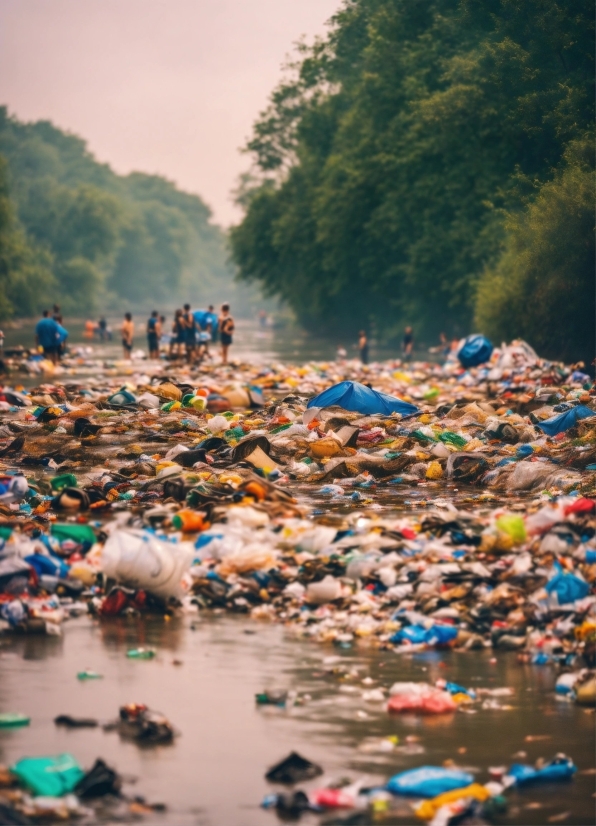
[0,107,238,318]
[231,0,594,363]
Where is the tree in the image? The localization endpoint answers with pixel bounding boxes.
[475,138,595,365]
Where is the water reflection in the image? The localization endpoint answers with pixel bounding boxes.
[0,615,593,825]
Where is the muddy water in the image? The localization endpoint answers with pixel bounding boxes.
[0,614,594,825]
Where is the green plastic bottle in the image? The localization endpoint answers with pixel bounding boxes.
[126,647,156,660]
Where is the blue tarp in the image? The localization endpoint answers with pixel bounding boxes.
[537,405,596,437]
[307,381,419,416]
[457,334,493,368]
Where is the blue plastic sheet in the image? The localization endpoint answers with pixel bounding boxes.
[457,334,493,368]
[307,381,418,416]
[508,756,576,785]
[537,405,596,436]
[386,766,474,797]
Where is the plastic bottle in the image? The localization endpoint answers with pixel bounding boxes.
[126,647,156,659]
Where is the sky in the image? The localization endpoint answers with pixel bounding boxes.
[0,0,341,226]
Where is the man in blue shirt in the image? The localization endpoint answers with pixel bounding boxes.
[35,310,61,364]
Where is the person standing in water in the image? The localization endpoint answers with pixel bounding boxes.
[182,303,196,363]
[120,312,134,360]
[218,303,234,364]
[147,311,161,360]
[35,310,61,365]
[358,330,369,364]
[402,326,414,361]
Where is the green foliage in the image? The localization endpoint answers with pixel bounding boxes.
[0,107,236,319]
[475,138,595,365]
[0,156,54,317]
[231,0,594,353]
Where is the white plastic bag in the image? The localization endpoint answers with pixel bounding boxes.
[101,528,193,600]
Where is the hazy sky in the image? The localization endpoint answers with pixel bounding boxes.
[0,0,341,226]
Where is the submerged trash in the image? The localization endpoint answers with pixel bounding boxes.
[265,752,323,784]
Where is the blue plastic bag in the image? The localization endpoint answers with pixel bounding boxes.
[545,565,589,604]
[386,766,474,797]
[24,553,69,580]
[508,756,576,786]
[457,335,493,368]
[537,405,596,436]
[307,381,418,416]
[391,624,458,646]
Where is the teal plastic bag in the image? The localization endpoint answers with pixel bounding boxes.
[11,753,84,796]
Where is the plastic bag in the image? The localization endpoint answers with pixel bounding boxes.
[386,766,474,797]
[537,405,596,436]
[457,335,493,368]
[507,755,576,785]
[101,529,193,600]
[545,565,589,605]
[387,683,457,714]
[11,754,84,796]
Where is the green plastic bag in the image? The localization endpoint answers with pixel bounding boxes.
[439,431,467,449]
[11,753,84,796]
[51,523,96,545]
[496,514,527,545]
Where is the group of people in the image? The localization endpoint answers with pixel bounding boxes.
[34,305,68,365]
[120,302,235,364]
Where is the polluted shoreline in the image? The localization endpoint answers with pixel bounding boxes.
[0,337,593,824]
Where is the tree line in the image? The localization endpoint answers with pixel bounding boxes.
[230,0,594,363]
[0,107,236,318]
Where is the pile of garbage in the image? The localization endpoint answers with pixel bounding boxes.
[0,339,593,822]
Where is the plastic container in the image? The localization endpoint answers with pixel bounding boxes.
[50,473,78,491]
[0,713,30,728]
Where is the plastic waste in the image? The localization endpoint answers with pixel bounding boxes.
[0,713,30,728]
[506,754,576,785]
[11,754,84,797]
[386,766,474,797]
[101,529,193,600]
[307,381,419,416]
[265,752,323,784]
[387,683,457,714]
[537,405,596,436]
[457,334,493,368]
[545,564,590,604]
[415,783,490,821]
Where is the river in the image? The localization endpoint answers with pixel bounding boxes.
[0,317,593,826]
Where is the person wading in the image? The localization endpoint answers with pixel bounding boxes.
[121,312,134,360]
[218,303,235,365]
[147,311,161,360]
